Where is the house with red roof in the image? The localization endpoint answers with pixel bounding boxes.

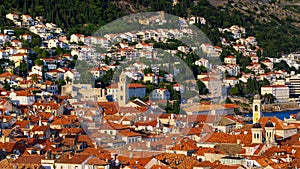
[63,69,80,82]
[10,53,27,67]
[6,13,19,21]
[0,72,18,83]
[150,88,171,101]
[70,34,85,43]
[21,14,33,23]
[135,119,159,131]
[167,137,198,156]
[10,39,23,48]
[20,33,32,42]
[89,66,107,79]
[9,90,35,105]
[195,147,226,162]
[261,59,273,70]
[54,153,92,169]
[30,125,50,139]
[224,55,236,65]
[45,69,64,81]
[224,77,239,86]
[117,130,142,144]
[0,99,13,113]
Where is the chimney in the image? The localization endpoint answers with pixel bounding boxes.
[129,152,133,159]
[39,116,42,126]
[102,89,105,98]
[237,139,241,145]
[146,141,151,150]
[287,154,291,162]
[68,152,74,159]
[171,114,174,119]
[1,135,6,143]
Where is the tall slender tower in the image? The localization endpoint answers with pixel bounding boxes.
[118,72,128,106]
[252,94,261,124]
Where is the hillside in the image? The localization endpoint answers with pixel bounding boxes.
[0,0,299,56]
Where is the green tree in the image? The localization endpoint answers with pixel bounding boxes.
[3,79,10,91]
[4,41,11,47]
[23,0,28,14]
[55,79,66,93]
[65,76,71,84]
[18,60,28,77]
[34,59,43,66]
[274,60,291,73]
[229,86,239,96]
[32,74,39,83]
[197,80,209,95]
[225,97,233,104]
[144,67,153,75]
[262,93,276,104]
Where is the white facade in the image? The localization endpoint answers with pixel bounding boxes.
[150,88,171,100]
[70,34,85,43]
[9,91,35,105]
[286,74,300,98]
[224,56,236,65]
[261,85,289,102]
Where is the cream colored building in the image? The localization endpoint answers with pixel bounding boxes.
[61,84,107,102]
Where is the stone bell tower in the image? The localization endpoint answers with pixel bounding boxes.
[118,72,128,106]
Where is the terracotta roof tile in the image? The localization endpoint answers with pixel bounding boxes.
[55,153,91,164]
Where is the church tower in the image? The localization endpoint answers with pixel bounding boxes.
[265,120,275,144]
[253,94,261,124]
[118,72,128,106]
[252,123,263,144]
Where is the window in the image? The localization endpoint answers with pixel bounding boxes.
[254,105,258,111]
[120,86,123,91]
[120,96,123,100]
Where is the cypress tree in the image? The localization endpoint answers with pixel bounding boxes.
[23,0,28,14]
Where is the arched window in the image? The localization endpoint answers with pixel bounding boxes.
[255,105,258,111]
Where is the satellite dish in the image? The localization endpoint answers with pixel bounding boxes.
[1,91,7,95]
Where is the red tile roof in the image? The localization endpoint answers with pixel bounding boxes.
[107,83,146,88]
[118,130,141,137]
[55,153,91,164]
